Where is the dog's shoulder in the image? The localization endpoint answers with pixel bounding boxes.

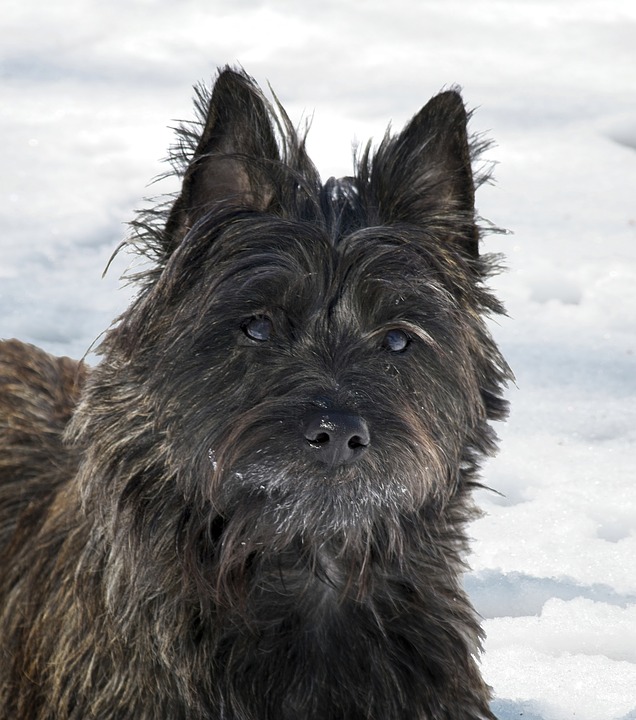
[0,340,87,548]
[0,339,87,433]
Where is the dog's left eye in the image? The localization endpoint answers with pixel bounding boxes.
[242,315,273,342]
[382,329,410,353]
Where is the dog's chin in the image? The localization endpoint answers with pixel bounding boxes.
[219,460,365,502]
[209,447,363,490]
[211,452,426,535]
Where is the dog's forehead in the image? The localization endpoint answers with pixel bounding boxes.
[228,231,450,326]
[202,202,459,280]
[199,212,460,327]
[226,224,437,288]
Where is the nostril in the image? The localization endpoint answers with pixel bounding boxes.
[308,431,331,447]
[348,434,367,450]
[346,421,370,452]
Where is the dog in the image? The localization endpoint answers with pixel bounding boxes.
[0,66,511,719]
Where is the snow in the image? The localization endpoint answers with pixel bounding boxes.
[1,0,635,717]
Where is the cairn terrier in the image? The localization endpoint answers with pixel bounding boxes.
[0,67,511,719]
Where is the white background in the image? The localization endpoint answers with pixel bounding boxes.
[1,1,635,717]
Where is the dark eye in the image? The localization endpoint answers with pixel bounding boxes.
[382,328,410,353]
[242,315,273,342]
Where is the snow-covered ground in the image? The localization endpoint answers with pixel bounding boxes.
[2,1,635,717]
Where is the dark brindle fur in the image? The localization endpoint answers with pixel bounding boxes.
[0,67,511,719]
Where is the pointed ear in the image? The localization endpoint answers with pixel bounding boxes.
[368,90,478,257]
[165,67,280,247]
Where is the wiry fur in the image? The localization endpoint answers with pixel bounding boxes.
[0,66,511,719]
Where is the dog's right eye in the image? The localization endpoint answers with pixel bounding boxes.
[241,315,273,342]
[382,328,410,353]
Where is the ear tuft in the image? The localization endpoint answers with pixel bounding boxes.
[164,67,281,247]
[360,89,479,257]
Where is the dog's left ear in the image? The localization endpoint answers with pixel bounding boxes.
[368,90,478,257]
[165,67,280,247]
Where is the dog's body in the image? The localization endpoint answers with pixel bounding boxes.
[0,68,511,719]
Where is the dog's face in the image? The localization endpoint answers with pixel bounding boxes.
[128,220,483,530]
[83,69,509,565]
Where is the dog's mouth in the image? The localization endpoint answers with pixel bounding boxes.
[206,443,427,527]
[207,446,366,491]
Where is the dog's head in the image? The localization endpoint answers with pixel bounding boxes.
[73,68,510,596]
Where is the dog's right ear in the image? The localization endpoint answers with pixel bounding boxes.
[164,67,280,249]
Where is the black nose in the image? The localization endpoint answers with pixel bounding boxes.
[303,411,370,467]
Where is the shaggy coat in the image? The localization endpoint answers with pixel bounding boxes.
[0,67,511,719]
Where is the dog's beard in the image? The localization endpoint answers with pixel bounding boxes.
[204,429,452,547]
[179,435,465,616]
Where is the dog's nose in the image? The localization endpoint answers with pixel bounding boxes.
[303,411,370,466]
